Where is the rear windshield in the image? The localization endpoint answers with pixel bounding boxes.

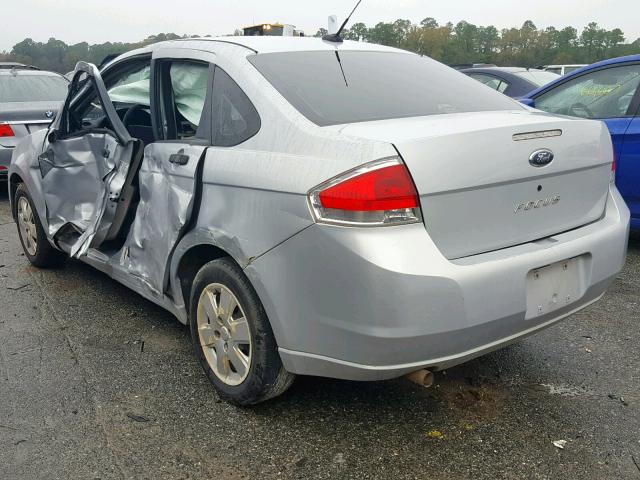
[249,50,520,126]
[0,74,68,103]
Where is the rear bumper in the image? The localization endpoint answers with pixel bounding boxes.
[246,187,629,381]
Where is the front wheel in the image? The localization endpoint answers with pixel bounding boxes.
[190,258,294,405]
[14,183,65,268]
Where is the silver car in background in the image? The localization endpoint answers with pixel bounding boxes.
[8,37,629,405]
[0,67,68,182]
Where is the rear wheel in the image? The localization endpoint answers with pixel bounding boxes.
[14,184,65,268]
[190,258,294,405]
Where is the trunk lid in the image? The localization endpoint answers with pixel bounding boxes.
[0,101,61,147]
[338,110,612,259]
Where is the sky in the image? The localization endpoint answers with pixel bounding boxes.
[2,0,639,51]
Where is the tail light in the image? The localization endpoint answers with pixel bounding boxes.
[308,157,422,226]
[0,123,14,137]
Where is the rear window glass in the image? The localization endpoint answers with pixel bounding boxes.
[249,51,519,126]
[0,74,68,103]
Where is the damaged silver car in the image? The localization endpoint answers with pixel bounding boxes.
[8,38,629,405]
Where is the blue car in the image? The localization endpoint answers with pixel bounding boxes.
[521,55,640,230]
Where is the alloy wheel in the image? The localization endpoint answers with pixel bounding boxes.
[17,196,37,256]
[196,283,252,386]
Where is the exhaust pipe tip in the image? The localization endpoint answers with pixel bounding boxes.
[405,369,435,388]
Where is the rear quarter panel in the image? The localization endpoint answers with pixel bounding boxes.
[168,42,396,309]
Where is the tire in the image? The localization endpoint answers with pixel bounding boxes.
[189,258,294,406]
[14,183,66,268]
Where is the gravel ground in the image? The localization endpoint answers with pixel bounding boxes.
[1,188,639,480]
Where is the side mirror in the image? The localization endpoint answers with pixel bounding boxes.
[47,129,58,144]
[519,98,535,108]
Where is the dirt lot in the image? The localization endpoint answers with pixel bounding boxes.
[1,188,639,480]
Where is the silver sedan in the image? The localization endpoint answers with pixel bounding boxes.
[8,37,629,405]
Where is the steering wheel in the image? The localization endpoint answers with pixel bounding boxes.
[568,102,594,118]
[122,104,149,128]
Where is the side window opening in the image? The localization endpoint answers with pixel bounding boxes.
[212,67,260,147]
[159,60,210,141]
[106,62,153,145]
[62,60,154,144]
[535,64,640,119]
[64,72,112,137]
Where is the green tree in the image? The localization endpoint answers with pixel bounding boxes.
[345,22,368,41]
[580,22,606,61]
[477,26,499,56]
[368,22,398,46]
[420,17,439,29]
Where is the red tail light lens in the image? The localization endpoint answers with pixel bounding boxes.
[0,123,14,137]
[309,158,422,226]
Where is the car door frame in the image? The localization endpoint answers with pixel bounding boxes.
[40,61,143,256]
[116,46,217,299]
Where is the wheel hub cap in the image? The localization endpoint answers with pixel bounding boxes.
[17,197,37,256]
[196,283,252,386]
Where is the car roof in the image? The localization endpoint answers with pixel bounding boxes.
[0,69,65,77]
[524,54,640,99]
[462,66,529,74]
[103,36,413,72]
[178,36,408,54]
[117,36,409,59]
[0,62,40,70]
[544,64,586,68]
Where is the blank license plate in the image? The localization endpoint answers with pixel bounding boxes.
[525,257,584,319]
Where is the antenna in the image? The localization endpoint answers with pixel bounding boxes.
[322,0,363,43]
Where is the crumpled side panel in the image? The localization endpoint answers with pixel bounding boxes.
[119,143,205,297]
[41,133,132,257]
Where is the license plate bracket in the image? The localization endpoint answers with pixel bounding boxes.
[525,256,586,319]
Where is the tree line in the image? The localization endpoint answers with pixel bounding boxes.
[1,19,639,73]
[0,33,191,73]
[319,19,639,66]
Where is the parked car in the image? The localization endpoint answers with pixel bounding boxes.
[450,63,496,70]
[0,62,39,71]
[521,55,640,230]
[462,67,560,98]
[542,64,587,76]
[8,38,629,405]
[0,69,68,182]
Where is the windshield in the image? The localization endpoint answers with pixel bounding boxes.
[249,51,520,126]
[0,74,68,102]
[514,70,560,87]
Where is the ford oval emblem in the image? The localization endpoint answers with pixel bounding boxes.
[529,149,554,167]
[45,110,55,119]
